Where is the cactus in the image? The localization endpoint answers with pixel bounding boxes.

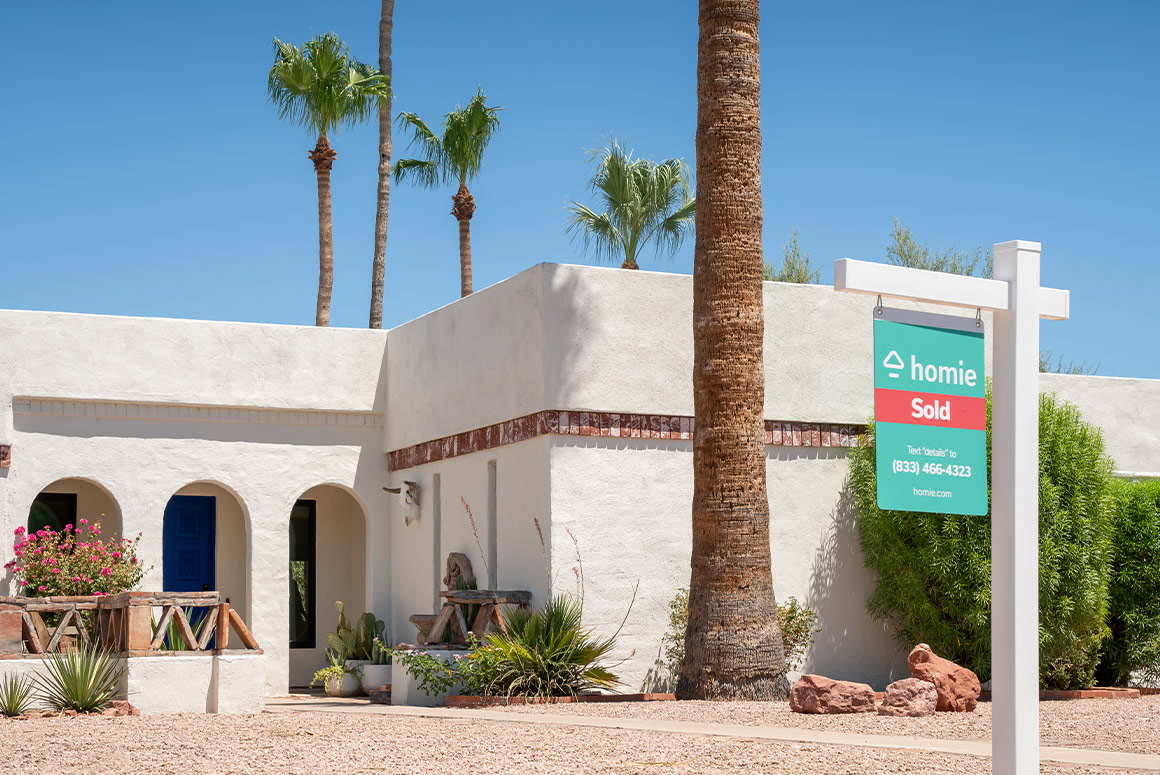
[330,601,385,661]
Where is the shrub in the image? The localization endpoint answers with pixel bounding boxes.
[328,602,385,662]
[0,674,34,717]
[457,595,621,698]
[1099,479,1160,686]
[851,390,1115,688]
[652,590,819,689]
[5,520,146,597]
[34,644,125,712]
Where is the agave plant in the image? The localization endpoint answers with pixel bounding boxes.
[460,594,621,698]
[0,673,34,716]
[34,644,125,712]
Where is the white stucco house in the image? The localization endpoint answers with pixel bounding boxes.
[2,263,1157,698]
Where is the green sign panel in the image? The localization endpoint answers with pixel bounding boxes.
[874,307,988,515]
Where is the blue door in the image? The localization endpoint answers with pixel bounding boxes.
[163,496,216,593]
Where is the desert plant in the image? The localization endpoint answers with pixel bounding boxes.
[329,602,385,661]
[455,594,622,698]
[0,674,34,717]
[852,389,1116,688]
[763,229,820,284]
[33,644,124,712]
[152,608,210,651]
[310,647,361,690]
[1099,479,1160,686]
[370,637,392,666]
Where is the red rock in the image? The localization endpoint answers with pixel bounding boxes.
[789,674,876,714]
[877,677,938,717]
[908,643,981,712]
[104,701,139,717]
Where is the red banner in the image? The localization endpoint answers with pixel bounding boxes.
[874,388,986,431]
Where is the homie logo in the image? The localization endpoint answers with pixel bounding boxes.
[882,350,904,378]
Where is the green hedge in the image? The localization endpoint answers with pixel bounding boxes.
[1099,479,1160,686]
[851,390,1116,688]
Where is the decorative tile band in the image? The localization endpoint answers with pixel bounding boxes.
[386,410,866,472]
[12,397,384,429]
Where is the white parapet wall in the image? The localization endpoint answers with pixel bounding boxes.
[0,653,265,714]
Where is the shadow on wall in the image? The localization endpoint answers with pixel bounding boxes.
[805,479,908,689]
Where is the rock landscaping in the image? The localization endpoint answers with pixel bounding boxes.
[877,677,938,717]
[908,642,981,712]
[789,674,876,714]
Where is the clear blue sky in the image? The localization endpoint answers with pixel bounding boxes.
[2,2,1157,378]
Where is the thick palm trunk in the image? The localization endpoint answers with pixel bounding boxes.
[309,135,338,327]
[369,0,394,329]
[621,257,639,270]
[451,183,475,296]
[677,0,788,700]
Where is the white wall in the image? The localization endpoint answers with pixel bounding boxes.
[385,436,553,648]
[38,477,124,541]
[1041,374,1160,474]
[0,310,390,696]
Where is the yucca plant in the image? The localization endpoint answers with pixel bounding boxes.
[458,594,621,698]
[0,673,34,716]
[34,644,125,712]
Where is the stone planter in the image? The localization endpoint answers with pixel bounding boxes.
[347,660,370,695]
[324,672,360,698]
[360,664,392,694]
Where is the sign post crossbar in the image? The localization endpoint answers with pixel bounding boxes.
[834,240,1069,775]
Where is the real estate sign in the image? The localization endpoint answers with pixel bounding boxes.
[874,307,987,515]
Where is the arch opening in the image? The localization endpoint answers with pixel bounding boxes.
[288,484,368,688]
[29,477,123,544]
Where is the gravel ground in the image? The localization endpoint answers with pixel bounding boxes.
[492,696,1160,756]
[0,711,1130,775]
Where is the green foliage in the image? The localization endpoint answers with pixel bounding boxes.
[267,32,389,139]
[310,646,362,689]
[392,649,461,697]
[852,389,1116,688]
[654,589,819,688]
[457,595,621,698]
[763,229,821,284]
[7,520,146,597]
[565,139,695,270]
[328,602,385,661]
[395,89,502,188]
[1099,479,1160,686]
[0,674,34,717]
[33,644,124,712]
[371,637,392,666]
[151,608,209,651]
[886,219,992,277]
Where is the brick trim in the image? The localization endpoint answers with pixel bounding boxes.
[386,410,866,472]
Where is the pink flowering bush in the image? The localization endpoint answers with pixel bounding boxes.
[5,520,146,597]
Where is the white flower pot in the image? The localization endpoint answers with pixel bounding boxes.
[361,664,392,694]
[324,672,360,698]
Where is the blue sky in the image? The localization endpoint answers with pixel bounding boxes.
[3,2,1157,378]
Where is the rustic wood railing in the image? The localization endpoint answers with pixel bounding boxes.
[0,592,260,656]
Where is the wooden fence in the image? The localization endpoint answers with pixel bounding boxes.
[0,592,260,657]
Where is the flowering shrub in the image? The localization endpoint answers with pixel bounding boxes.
[5,520,146,597]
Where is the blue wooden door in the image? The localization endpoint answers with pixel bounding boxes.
[163,496,216,593]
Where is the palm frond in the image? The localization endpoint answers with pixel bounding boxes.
[567,138,695,267]
[267,32,390,140]
[394,89,502,190]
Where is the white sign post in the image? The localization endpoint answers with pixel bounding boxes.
[834,241,1069,775]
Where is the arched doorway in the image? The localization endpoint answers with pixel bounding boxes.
[162,482,250,638]
[29,477,123,542]
[288,484,368,687]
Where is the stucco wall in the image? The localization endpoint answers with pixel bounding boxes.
[1042,374,1160,474]
[0,311,390,696]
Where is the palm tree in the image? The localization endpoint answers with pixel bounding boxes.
[369,1,394,329]
[677,0,789,700]
[565,140,695,270]
[395,90,502,297]
[268,32,389,326]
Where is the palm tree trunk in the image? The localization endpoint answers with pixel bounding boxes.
[451,183,475,296]
[677,0,788,701]
[369,0,394,329]
[309,135,338,327]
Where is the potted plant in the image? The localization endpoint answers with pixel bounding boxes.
[310,648,361,697]
[329,602,386,696]
[361,637,392,695]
